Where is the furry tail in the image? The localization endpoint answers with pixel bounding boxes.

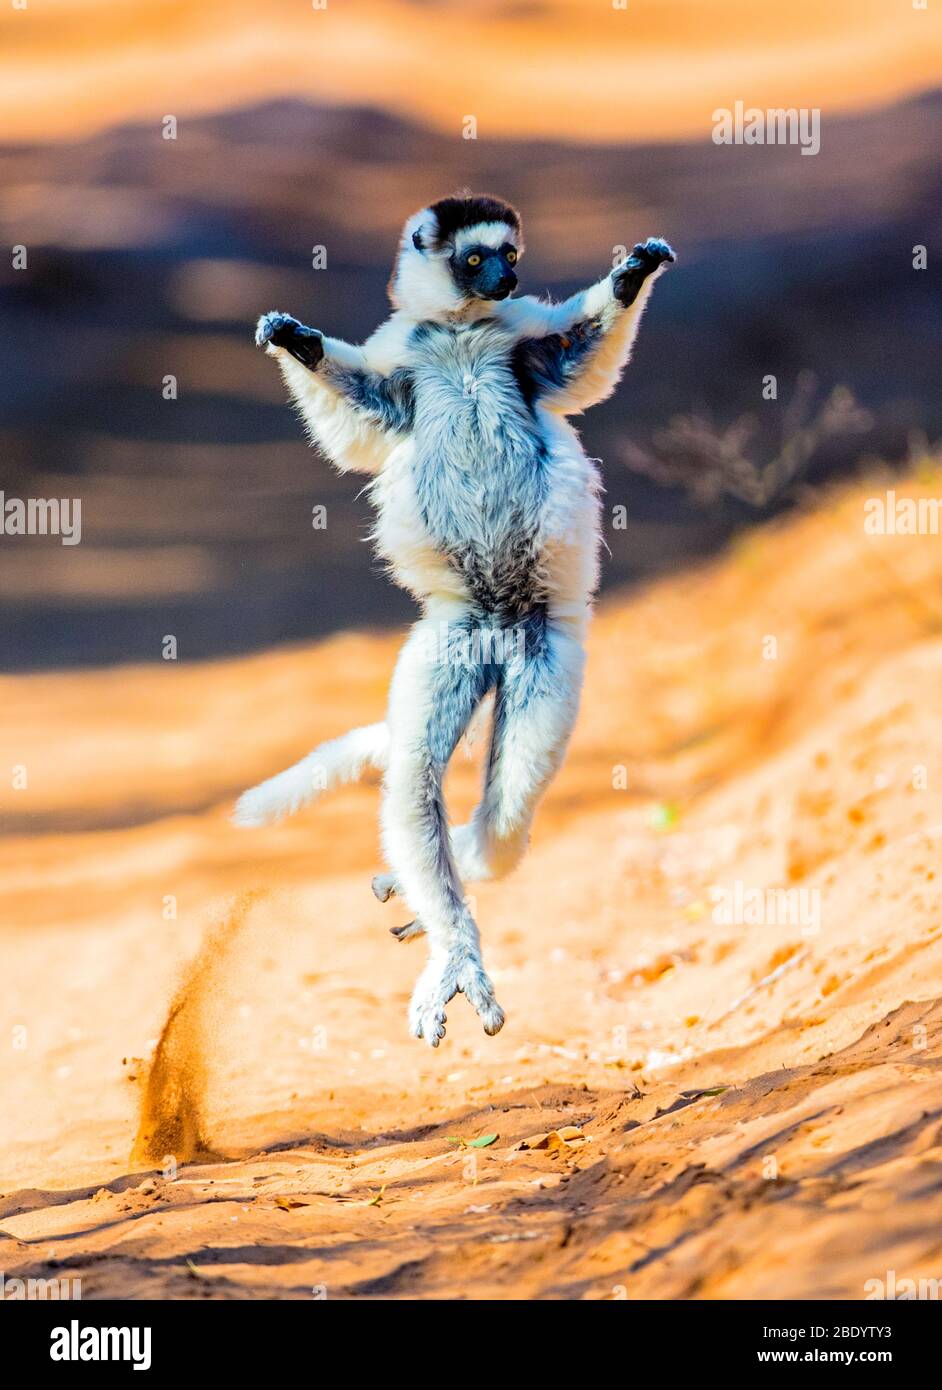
[232,722,389,827]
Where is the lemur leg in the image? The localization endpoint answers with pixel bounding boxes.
[380,619,504,1045]
[372,821,476,905]
[458,619,586,881]
[378,620,585,933]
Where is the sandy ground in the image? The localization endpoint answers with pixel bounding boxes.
[3,471,942,1300]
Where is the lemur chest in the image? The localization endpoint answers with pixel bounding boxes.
[408,325,544,485]
[410,326,524,431]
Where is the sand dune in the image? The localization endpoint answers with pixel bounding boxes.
[3,469,942,1299]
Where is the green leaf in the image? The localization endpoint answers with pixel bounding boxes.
[648,801,680,831]
[469,1133,499,1148]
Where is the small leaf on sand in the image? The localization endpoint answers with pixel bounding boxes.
[185,1259,206,1279]
[366,1184,386,1207]
[447,1133,499,1150]
[517,1126,586,1152]
[647,801,680,831]
[274,1195,308,1211]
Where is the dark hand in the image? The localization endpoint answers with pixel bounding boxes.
[612,238,675,308]
[255,311,325,370]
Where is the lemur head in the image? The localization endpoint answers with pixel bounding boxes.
[389,193,523,320]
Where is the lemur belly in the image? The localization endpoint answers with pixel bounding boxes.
[409,322,550,618]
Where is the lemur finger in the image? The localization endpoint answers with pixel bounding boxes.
[631,237,676,267]
[255,311,296,347]
[390,920,425,943]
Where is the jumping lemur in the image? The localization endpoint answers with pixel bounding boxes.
[234,194,674,1046]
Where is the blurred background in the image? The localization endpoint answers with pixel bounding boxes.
[0,0,940,670]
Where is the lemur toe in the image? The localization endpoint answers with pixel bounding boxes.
[410,1001,447,1047]
[458,964,505,1036]
[475,995,506,1036]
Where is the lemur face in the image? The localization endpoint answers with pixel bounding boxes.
[392,194,524,317]
[451,239,519,301]
[436,196,521,302]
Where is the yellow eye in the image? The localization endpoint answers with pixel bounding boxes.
[467,253,481,267]
[506,249,517,264]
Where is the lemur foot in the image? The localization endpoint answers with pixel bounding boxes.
[371,872,399,903]
[409,950,505,1047]
[255,311,324,370]
[612,238,675,308]
[372,874,424,941]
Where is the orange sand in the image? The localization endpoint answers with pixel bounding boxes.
[2,469,942,1299]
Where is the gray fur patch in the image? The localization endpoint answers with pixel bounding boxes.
[323,364,415,434]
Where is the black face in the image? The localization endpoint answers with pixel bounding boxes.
[451,242,519,301]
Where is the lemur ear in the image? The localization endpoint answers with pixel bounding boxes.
[402,209,450,262]
[409,221,450,261]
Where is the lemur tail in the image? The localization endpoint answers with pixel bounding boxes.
[232,722,389,827]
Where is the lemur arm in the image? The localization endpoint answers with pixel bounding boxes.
[507,239,674,415]
[257,313,413,475]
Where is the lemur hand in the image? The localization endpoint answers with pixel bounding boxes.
[611,237,675,308]
[255,311,325,371]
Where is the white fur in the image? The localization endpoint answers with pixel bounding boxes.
[453,220,523,256]
[389,208,463,318]
[233,722,388,826]
[272,345,394,475]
